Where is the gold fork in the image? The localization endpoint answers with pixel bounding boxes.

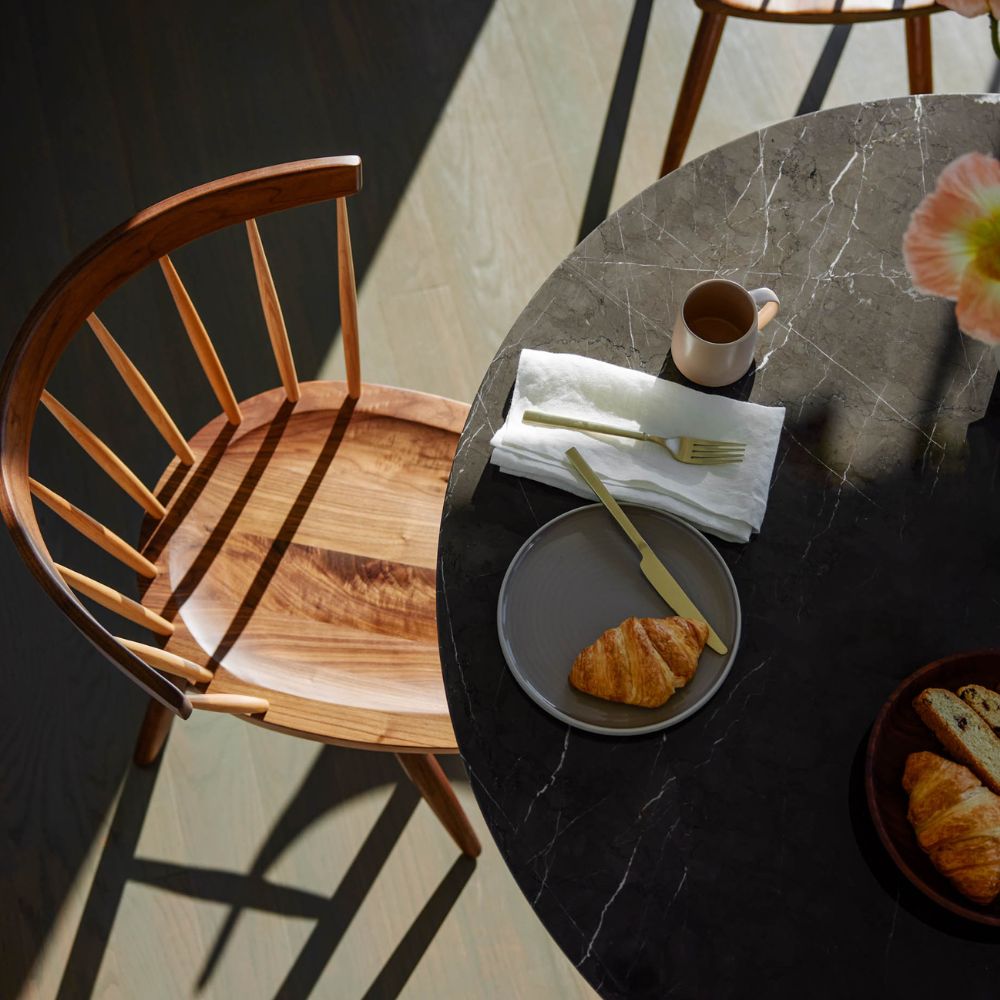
[522,409,745,466]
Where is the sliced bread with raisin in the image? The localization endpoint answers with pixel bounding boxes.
[913,688,1000,795]
[958,684,1000,729]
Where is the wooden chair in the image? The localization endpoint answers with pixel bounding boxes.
[0,157,481,858]
[660,0,943,177]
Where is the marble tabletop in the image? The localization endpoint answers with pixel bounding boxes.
[437,95,1000,999]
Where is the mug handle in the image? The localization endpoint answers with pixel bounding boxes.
[750,287,779,329]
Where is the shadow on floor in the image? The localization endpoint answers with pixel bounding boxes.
[56,746,475,999]
[795,24,852,117]
[576,0,654,245]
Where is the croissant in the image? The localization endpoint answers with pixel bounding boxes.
[902,751,1000,905]
[569,616,708,709]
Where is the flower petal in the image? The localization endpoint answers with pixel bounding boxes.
[935,152,1000,216]
[903,197,977,297]
[955,266,1000,343]
[903,152,1000,297]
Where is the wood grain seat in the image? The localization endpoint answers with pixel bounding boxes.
[0,157,481,857]
[140,381,467,751]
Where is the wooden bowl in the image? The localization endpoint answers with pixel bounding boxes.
[866,650,1000,926]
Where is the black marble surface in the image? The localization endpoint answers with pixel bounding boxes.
[437,96,1000,999]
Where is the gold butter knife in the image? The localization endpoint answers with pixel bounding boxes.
[565,446,728,655]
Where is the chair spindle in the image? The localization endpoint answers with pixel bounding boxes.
[55,563,174,635]
[336,198,361,399]
[246,220,300,402]
[29,478,157,578]
[39,391,165,519]
[188,692,269,715]
[87,313,195,465]
[117,637,212,684]
[159,256,243,425]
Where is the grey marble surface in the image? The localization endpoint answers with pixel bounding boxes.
[438,95,1000,999]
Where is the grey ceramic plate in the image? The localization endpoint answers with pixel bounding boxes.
[497,504,741,736]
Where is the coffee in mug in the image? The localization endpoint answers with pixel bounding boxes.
[671,278,779,387]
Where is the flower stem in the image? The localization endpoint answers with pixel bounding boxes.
[992,14,1000,60]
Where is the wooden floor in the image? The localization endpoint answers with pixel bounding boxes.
[2,2,996,998]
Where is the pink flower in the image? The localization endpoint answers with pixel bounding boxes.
[903,152,1000,344]
[937,0,1000,16]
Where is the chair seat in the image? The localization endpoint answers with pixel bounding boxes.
[698,0,941,21]
[139,380,468,753]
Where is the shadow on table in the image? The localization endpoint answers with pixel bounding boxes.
[55,747,475,999]
[845,324,1000,941]
[658,351,757,401]
[475,316,1000,950]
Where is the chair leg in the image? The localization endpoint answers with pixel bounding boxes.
[396,753,482,857]
[660,10,727,178]
[905,15,933,95]
[134,697,175,766]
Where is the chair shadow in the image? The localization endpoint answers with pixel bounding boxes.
[195,728,391,989]
[795,24,852,117]
[576,0,653,245]
[359,857,477,1000]
[137,392,357,671]
[209,396,357,667]
[140,420,239,561]
[56,744,475,1000]
[142,401,297,622]
[55,757,165,999]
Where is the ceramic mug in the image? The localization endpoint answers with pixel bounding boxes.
[671,278,779,387]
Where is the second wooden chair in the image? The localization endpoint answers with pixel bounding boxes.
[661,0,943,177]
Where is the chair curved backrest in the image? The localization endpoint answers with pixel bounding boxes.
[0,157,363,719]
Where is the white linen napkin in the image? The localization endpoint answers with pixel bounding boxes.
[489,349,786,543]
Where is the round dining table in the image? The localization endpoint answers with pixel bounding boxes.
[437,94,1000,998]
